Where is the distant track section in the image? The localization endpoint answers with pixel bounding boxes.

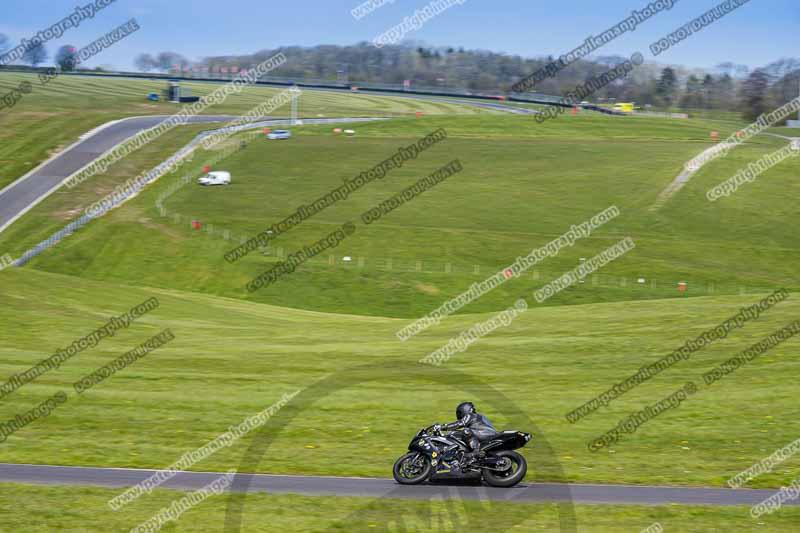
[0,115,240,234]
[0,87,540,236]
[3,117,384,266]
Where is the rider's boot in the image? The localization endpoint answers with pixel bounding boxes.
[462,447,482,465]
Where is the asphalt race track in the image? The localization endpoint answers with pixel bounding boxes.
[0,463,793,506]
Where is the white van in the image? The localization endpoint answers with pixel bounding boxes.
[198,171,231,186]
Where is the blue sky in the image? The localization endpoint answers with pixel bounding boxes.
[0,0,797,71]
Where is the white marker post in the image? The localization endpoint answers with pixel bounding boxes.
[291,90,299,125]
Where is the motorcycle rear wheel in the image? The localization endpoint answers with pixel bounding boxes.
[393,452,433,485]
[482,450,527,488]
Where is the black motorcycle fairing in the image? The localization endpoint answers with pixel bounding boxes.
[435,433,469,450]
[407,430,442,463]
[480,431,532,452]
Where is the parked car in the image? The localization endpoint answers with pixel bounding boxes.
[197,171,231,186]
[267,130,292,140]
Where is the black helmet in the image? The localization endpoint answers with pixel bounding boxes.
[456,402,475,419]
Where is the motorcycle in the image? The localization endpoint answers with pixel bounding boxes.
[392,423,531,488]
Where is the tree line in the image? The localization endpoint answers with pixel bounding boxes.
[0,34,84,72]
[1,34,796,122]
[134,43,799,122]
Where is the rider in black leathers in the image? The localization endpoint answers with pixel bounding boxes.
[437,402,497,461]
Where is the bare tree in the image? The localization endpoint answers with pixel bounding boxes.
[22,43,48,67]
[55,45,78,71]
[740,70,770,121]
[155,51,188,72]
[134,53,157,72]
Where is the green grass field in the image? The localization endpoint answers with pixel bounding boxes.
[2,112,796,318]
[1,74,799,531]
[0,71,489,190]
[4,482,797,532]
[1,266,798,491]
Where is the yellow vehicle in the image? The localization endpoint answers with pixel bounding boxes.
[612,102,635,113]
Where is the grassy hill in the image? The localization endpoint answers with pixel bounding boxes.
[3,113,796,318]
[0,71,488,190]
[1,74,799,531]
[0,267,798,490]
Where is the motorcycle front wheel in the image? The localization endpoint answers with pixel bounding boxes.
[392,452,433,485]
[482,450,527,488]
